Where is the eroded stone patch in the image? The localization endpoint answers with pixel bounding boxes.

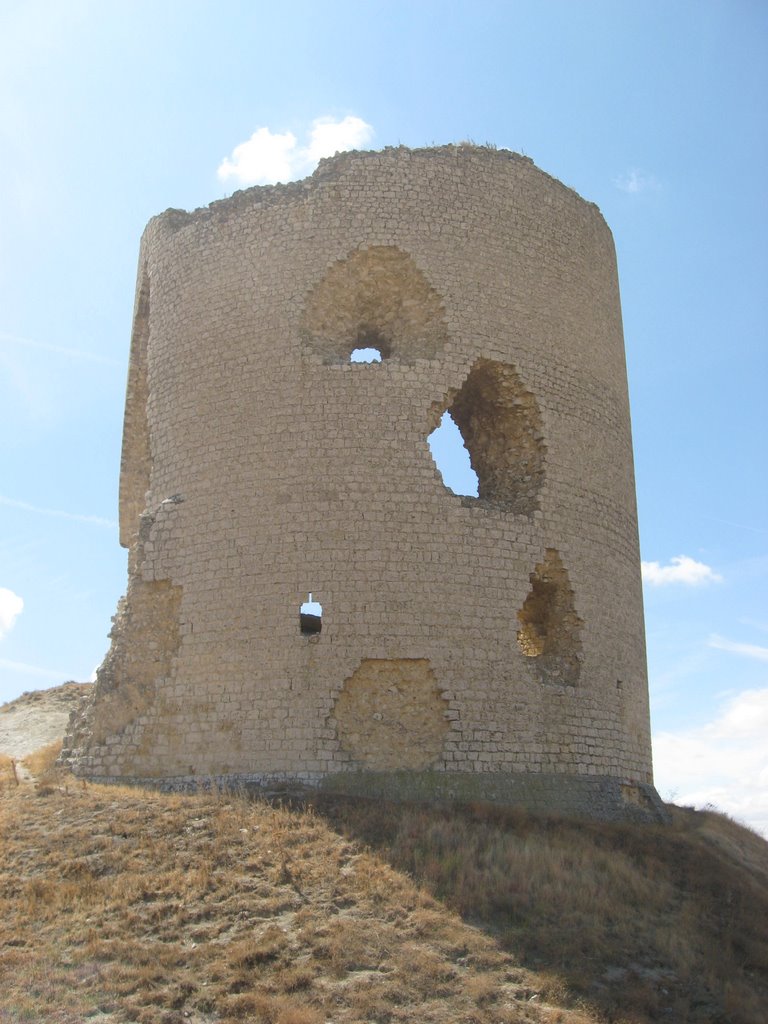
[301,246,447,363]
[119,265,152,548]
[517,549,583,685]
[333,659,449,770]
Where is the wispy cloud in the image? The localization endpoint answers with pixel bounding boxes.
[740,618,768,635]
[0,495,117,529]
[653,688,768,837]
[614,168,661,194]
[708,635,768,662]
[0,331,119,366]
[218,116,374,187]
[0,657,68,681]
[707,515,768,536]
[642,555,722,586]
[0,588,23,640]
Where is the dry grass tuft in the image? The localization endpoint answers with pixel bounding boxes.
[0,774,766,1024]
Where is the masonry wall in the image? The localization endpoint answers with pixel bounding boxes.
[65,146,658,821]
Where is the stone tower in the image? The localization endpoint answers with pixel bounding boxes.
[65,145,663,821]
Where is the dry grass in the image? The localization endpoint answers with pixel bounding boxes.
[0,778,564,1024]
[0,753,18,791]
[311,795,768,1023]
[1,763,766,1024]
[22,739,63,789]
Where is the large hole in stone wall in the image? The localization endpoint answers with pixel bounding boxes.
[516,549,583,686]
[430,358,546,514]
[301,246,447,363]
[333,659,449,771]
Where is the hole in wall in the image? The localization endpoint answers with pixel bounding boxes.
[516,549,582,685]
[428,411,479,497]
[350,347,383,363]
[430,358,545,514]
[299,593,322,635]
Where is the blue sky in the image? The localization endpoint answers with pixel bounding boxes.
[1,0,766,832]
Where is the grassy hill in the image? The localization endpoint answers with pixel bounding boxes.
[1,744,766,1024]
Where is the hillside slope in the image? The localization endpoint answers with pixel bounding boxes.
[1,687,766,1024]
[0,682,92,758]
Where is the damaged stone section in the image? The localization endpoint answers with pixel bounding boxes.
[301,245,447,362]
[119,265,152,548]
[333,659,449,770]
[62,576,182,764]
[433,358,546,514]
[517,549,583,686]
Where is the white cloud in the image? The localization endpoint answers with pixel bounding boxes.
[708,635,768,662]
[304,116,374,163]
[614,168,661,194]
[217,127,299,187]
[0,588,23,639]
[642,555,722,586]
[653,688,768,837]
[217,116,374,187]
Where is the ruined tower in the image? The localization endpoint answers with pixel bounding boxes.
[65,145,662,821]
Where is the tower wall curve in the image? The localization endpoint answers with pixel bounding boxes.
[65,146,661,822]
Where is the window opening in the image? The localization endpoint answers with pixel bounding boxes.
[427,411,479,497]
[350,347,382,363]
[299,593,322,635]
